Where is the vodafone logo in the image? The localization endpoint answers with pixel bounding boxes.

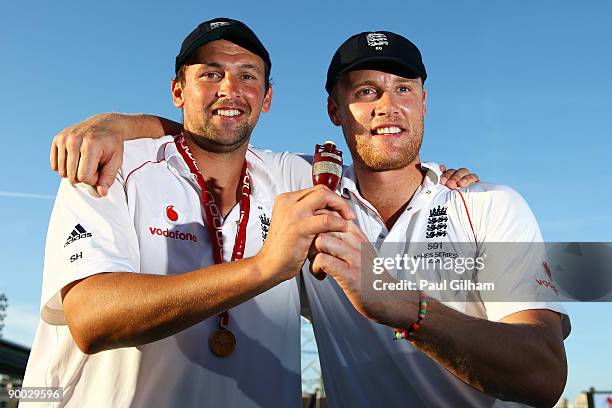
[149,227,198,242]
[536,262,559,295]
[164,205,182,225]
[536,278,559,295]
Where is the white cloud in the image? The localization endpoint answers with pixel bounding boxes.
[0,191,54,200]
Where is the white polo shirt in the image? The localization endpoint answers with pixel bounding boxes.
[23,136,311,408]
[302,162,570,408]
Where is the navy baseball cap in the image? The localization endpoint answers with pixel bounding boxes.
[325,31,427,94]
[175,18,271,78]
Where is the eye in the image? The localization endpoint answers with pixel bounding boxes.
[356,87,377,98]
[241,73,257,80]
[202,72,222,80]
[398,85,411,93]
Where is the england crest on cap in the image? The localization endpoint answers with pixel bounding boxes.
[209,21,231,30]
[366,33,389,50]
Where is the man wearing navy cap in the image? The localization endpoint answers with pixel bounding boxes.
[23,18,353,407]
[305,31,570,407]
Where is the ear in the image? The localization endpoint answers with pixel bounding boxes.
[171,80,184,108]
[327,96,342,126]
[261,85,273,113]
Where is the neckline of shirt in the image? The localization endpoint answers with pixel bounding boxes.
[339,162,445,233]
[163,137,272,203]
[340,161,443,201]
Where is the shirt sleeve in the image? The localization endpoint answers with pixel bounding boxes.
[278,152,313,193]
[40,178,140,326]
[466,183,571,338]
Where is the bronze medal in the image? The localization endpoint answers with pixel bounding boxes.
[209,328,236,357]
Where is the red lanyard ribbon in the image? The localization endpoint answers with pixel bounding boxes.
[175,134,251,328]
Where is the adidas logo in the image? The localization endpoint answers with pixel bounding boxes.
[64,224,92,247]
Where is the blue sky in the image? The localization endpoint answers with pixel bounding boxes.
[1,0,610,402]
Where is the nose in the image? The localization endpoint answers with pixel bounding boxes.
[373,91,399,117]
[217,74,239,99]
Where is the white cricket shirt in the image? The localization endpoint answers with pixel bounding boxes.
[23,136,311,408]
[302,162,570,408]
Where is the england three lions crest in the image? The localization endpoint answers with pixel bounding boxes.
[259,208,271,241]
[426,205,448,239]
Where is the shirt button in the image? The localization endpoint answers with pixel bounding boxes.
[379,233,386,239]
[426,190,431,194]
[406,206,412,211]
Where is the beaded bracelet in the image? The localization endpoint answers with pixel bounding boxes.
[393,291,428,343]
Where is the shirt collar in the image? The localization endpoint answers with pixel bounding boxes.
[340,161,443,198]
[164,137,192,178]
[163,136,273,204]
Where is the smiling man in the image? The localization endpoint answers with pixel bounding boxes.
[22,18,354,407]
[304,31,571,407]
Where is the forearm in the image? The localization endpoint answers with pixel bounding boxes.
[113,113,182,140]
[63,256,278,354]
[387,296,566,406]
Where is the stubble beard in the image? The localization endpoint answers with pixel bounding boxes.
[347,115,424,172]
[186,109,254,154]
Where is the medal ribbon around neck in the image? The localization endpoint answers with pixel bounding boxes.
[175,134,251,331]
